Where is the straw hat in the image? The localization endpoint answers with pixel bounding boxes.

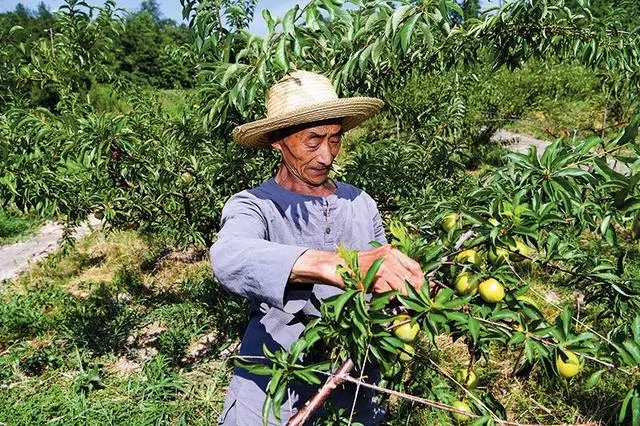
[232,70,384,148]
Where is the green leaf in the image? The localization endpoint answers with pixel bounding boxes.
[399,13,421,52]
[470,415,491,426]
[262,393,273,426]
[332,289,357,321]
[363,258,384,292]
[632,391,640,426]
[282,5,298,35]
[632,315,640,342]
[508,331,526,346]
[612,342,637,366]
[468,317,480,343]
[622,339,640,365]
[262,9,275,33]
[619,387,635,423]
[274,37,288,71]
[584,369,604,390]
[554,168,590,178]
[368,240,383,248]
[391,4,413,33]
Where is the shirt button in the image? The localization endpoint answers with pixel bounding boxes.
[325,227,331,234]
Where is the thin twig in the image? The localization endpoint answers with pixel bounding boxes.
[427,230,477,277]
[425,357,500,422]
[310,368,598,426]
[348,345,370,425]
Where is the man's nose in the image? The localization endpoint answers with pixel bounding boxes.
[316,141,335,166]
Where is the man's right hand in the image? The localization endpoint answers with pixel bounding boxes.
[358,244,424,294]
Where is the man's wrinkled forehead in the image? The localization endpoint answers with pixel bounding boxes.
[270,118,343,143]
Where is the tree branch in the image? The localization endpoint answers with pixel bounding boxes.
[286,358,355,426]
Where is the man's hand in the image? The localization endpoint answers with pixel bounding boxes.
[358,244,424,294]
[290,245,424,293]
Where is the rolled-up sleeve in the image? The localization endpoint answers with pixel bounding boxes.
[210,192,308,312]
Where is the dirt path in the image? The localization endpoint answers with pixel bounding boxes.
[491,129,551,155]
[492,129,630,173]
[0,217,102,283]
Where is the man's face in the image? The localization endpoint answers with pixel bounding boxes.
[271,119,343,187]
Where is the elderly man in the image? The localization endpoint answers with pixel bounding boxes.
[210,70,424,425]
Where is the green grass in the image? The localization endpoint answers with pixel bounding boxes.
[0,209,43,245]
[504,98,623,143]
[0,230,245,425]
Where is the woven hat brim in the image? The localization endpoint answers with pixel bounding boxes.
[232,97,384,148]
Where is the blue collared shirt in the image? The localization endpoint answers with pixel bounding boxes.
[210,177,387,425]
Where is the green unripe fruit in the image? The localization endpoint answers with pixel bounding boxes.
[451,400,473,422]
[393,315,420,343]
[442,213,460,232]
[399,343,415,362]
[454,273,478,296]
[180,171,194,185]
[478,278,505,303]
[454,368,478,389]
[456,249,483,268]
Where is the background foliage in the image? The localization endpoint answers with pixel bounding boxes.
[1,0,640,424]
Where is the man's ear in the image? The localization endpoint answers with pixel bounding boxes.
[271,140,283,153]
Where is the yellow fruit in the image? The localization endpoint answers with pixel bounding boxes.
[393,315,420,343]
[478,278,505,303]
[454,273,478,296]
[442,213,460,232]
[456,249,483,267]
[556,350,581,378]
[454,368,478,389]
[399,343,415,362]
[488,247,509,265]
[451,400,472,422]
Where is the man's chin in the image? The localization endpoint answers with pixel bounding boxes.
[305,171,330,185]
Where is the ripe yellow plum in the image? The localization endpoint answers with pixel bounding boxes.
[478,278,505,303]
[442,213,460,232]
[556,350,581,378]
